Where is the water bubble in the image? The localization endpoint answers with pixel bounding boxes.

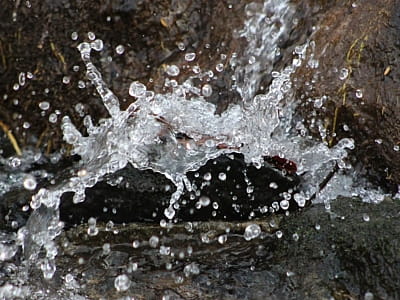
[246,186,254,194]
[114,274,131,292]
[87,31,96,40]
[13,83,20,91]
[292,233,299,241]
[185,52,196,62]
[201,84,213,97]
[129,81,147,97]
[218,172,226,181]
[39,101,50,110]
[315,224,321,230]
[22,121,30,129]
[394,145,400,152]
[244,224,261,241]
[375,139,382,145]
[216,63,224,72]
[339,68,349,80]
[166,65,180,77]
[23,175,37,190]
[276,231,283,239]
[62,76,71,84]
[115,45,125,55]
[355,89,363,98]
[149,236,159,248]
[71,32,78,40]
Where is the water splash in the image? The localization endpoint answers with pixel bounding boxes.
[0,1,390,293]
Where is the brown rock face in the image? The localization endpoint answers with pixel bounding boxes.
[294,0,400,187]
[0,0,250,154]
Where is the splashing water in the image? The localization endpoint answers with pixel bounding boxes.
[0,1,391,296]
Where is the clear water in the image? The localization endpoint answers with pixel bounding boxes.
[0,1,390,298]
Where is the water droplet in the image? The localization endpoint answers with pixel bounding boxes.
[166,65,180,77]
[62,76,71,84]
[201,84,213,97]
[185,52,196,62]
[276,230,283,238]
[129,81,147,97]
[149,236,159,248]
[90,39,103,51]
[49,113,57,123]
[39,101,50,110]
[177,42,186,51]
[315,224,321,230]
[339,68,349,80]
[71,32,78,40]
[23,175,37,190]
[394,145,399,152]
[132,240,140,248]
[269,182,278,189]
[218,234,227,244]
[375,139,382,145]
[355,89,363,98]
[244,224,261,241]
[199,196,210,207]
[216,63,224,72]
[115,45,125,55]
[18,72,26,86]
[218,172,226,181]
[114,274,131,292]
[164,206,175,220]
[364,292,374,300]
[203,172,212,181]
[87,32,96,41]
[280,199,289,210]
[87,217,98,236]
[160,245,170,256]
[292,233,299,241]
[183,262,200,277]
[13,83,20,91]
[362,213,370,222]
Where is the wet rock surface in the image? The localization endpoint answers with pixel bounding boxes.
[51,197,400,299]
[0,0,253,154]
[60,153,301,226]
[293,0,400,187]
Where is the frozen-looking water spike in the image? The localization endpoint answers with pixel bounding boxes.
[77,41,121,118]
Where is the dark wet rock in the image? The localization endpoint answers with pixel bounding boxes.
[53,197,400,300]
[60,153,302,226]
[293,0,400,187]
